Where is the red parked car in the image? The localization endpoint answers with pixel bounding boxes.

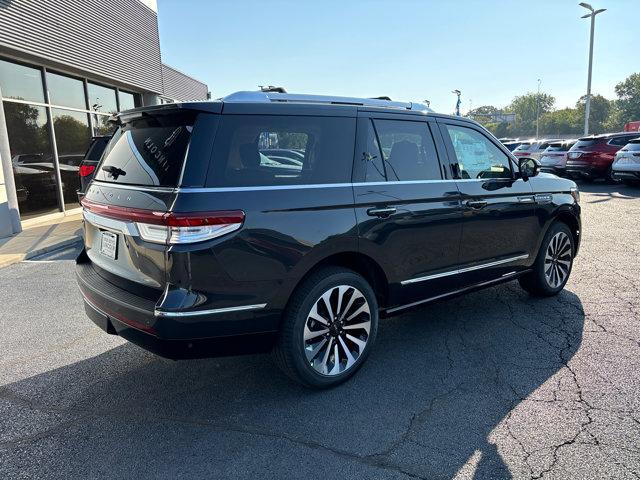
[565,132,640,182]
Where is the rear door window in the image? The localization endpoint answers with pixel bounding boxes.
[370,119,441,181]
[207,115,356,187]
[573,138,597,149]
[94,111,196,187]
[609,136,635,146]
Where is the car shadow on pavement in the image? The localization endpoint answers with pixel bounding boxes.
[574,180,640,202]
[2,283,585,479]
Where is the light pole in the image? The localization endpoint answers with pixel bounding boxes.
[535,78,541,138]
[452,90,461,116]
[579,2,606,136]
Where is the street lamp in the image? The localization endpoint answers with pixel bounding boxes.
[535,78,541,139]
[452,90,461,116]
[579,2,606,135]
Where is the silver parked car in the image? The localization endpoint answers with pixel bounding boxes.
[612,137,640,185]
[513,139,561,161]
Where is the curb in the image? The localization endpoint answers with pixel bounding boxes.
[0,236,82,268]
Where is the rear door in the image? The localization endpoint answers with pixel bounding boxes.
[82,108,217,289]
[353,112,463,308]
[438,120,538,285]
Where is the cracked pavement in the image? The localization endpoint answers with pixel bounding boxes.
[1,182,639,479]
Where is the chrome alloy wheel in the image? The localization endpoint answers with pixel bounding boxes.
[544,231,572,288]
[303,285,371,376]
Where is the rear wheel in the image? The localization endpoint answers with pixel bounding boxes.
[273,267,378,388]
[519,222,574,297]
[605,166,620,184]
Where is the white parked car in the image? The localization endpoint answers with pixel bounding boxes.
[512,139,561,161]
[612,137,640,185]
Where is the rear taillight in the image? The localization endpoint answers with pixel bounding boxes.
[79,165,96,177]
[568,152,583,159]
[80,198,244,245]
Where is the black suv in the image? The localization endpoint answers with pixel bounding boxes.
[76,91,581,388]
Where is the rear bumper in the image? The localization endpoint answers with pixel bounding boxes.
[612,170,640,181]
[76,253,280,359]
[565,163,606,178]
[540,165,566,176]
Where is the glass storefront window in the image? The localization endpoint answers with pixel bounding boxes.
[119,91,136,111]
[52,109,91,210]
[3,102,59,219]
[92,113,117,136]
[0,59,45,103]
[46,72,86,109]
[87,82,118,114]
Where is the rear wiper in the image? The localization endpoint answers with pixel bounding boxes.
[102,165,126,180]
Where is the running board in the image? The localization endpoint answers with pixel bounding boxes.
[384,270,530,315]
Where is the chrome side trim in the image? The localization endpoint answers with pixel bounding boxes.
[83,210,140,236]
[154,303,267,317]
[388,271,524,314]
[400,254,529,286]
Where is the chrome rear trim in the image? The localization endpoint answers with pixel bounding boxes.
[83,210,139,237]
[154,303,267,317]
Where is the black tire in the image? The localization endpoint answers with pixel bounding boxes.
[605,166,620,184]
[519,222,575,297]
[273,267,379,389]
[623,179,640,187]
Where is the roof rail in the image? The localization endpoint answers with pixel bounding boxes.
[221,91,434,112]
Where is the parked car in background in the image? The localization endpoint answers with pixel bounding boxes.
[513,139,560,160]
[539,139,577,177]
[502,141,524,151]
[565,132,640,182]
[611,137,640,185]
[76,91,581,388]
[78,136,111,197]
[623,121,640,133]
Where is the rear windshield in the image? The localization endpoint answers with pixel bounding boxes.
[573,139,598,149]
[546,143,570,152]
[622,141,640,151]
[94,112,196,187]
[514,143,531,151]
[206,115,356,187]
[83,136,111,161]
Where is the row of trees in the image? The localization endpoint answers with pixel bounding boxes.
[469,72,640,138]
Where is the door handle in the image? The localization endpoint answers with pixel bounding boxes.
[367,207,396,218]
[465,200,488,209]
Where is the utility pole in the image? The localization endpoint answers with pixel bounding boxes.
[535,78,541,139]
[579,3,606,135]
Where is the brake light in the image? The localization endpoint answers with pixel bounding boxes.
[79,165,96,177]
[80,198,245,244]
[568,152,583,159]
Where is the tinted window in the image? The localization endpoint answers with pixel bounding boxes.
[94,111,196,187]
[514,143,532,151]
[573,139,597,149]
[208,115,356,187]
[537,142,550,150]
[622,142,640,151]
[609,136,635,146]
[84,137,111,161]
[358,119,385,182]
[46,72,86,109]
[372,119,441,181]
[445,125,512,180]
[0,59,44,103]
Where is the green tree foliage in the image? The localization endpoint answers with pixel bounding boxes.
[53,115,90,155]
[614,73,640,125]
[575,94,611,134]
[507,92,555,137]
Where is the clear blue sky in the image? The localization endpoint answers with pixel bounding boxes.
[157,0,638,114]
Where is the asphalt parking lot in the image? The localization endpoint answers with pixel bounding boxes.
[1,182,639,480]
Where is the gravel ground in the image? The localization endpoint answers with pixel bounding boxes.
[0,182,639,479]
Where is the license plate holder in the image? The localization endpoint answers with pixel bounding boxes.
[100,231,118,260]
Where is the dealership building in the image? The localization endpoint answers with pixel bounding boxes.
[0,0,208,237]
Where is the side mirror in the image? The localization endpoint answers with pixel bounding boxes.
[518,157,540,180]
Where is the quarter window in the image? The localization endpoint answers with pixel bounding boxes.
[370,119,441,181]
[208,115,356,187]
[444,125,512,180]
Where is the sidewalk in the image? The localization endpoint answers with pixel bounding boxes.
[0,214,83,268]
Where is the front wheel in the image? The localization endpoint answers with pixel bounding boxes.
[273,267,378,388]
[519,222,575,296]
